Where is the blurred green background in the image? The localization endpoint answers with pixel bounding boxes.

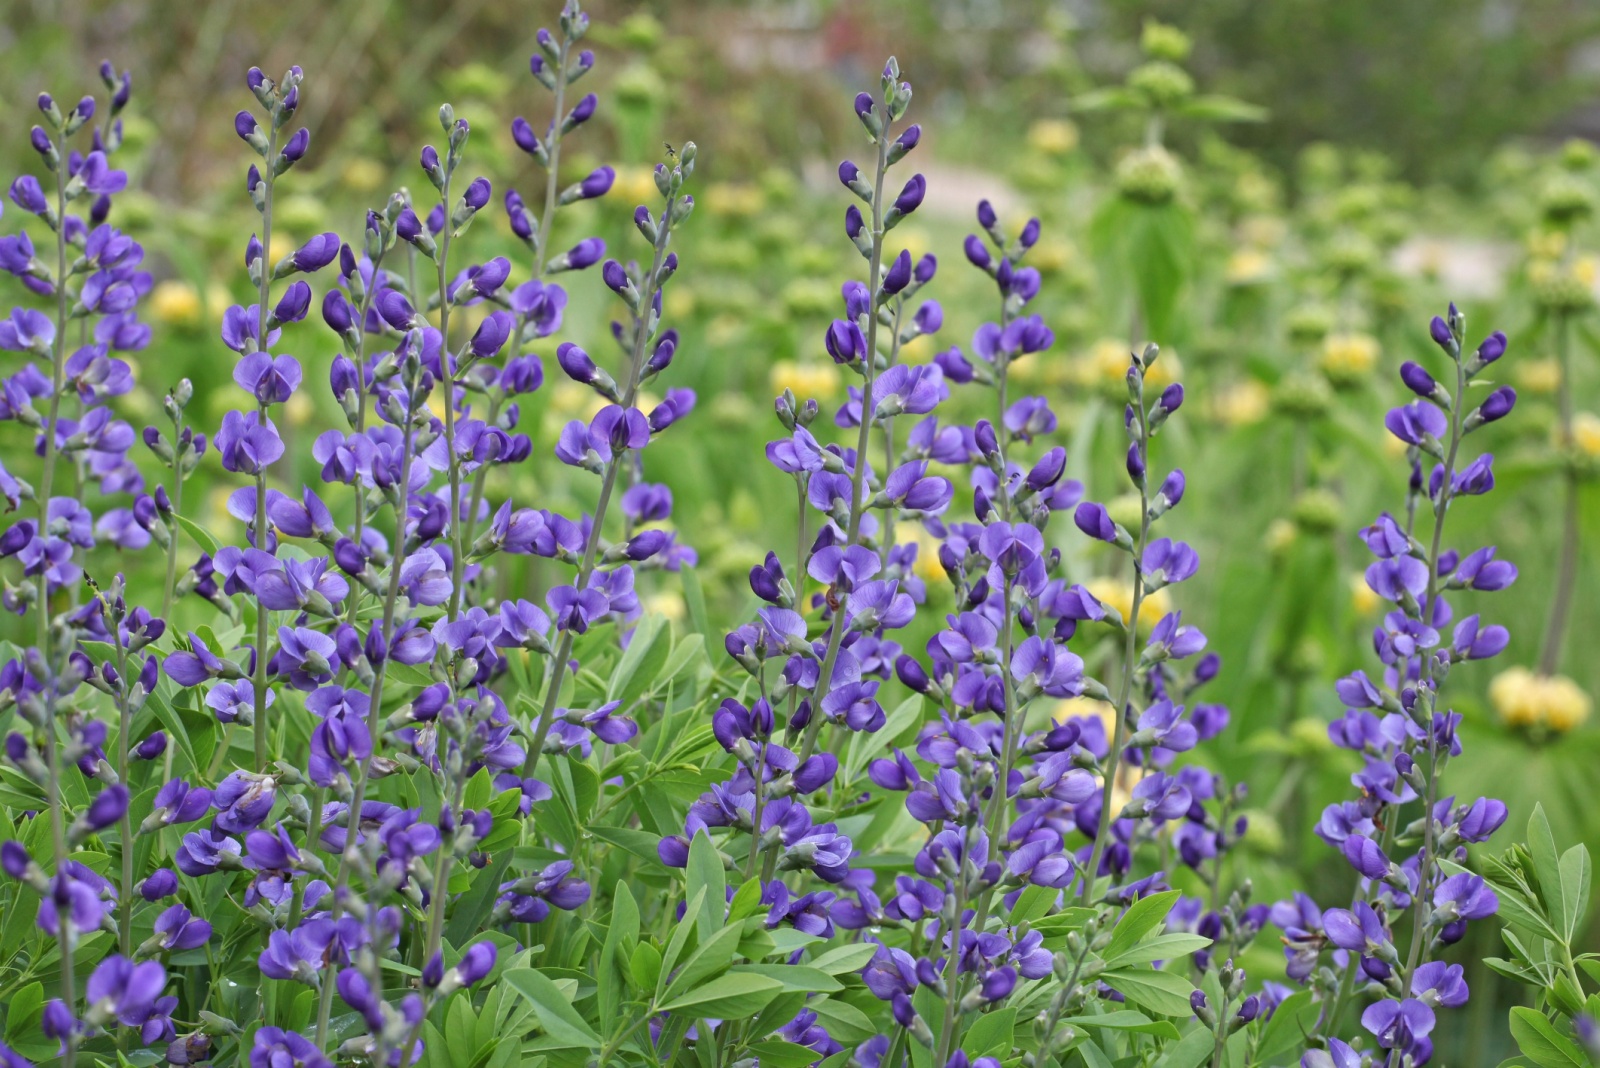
[1,0,1599,1054]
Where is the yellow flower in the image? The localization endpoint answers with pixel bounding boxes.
[548,381,606,421]
[1570,412,1600,456]
[1054,696,1115,734]
[150,280,202,326]
[1527,231,1567,260]
[1263,518,1297,555]
[612,165,658,206]
[901,525,948,586]
[769,361,840,401]
[1081,575,1171,631]
[1208,379,1270,428]
[1515,358,1562,395]
[1319,332,1379,383]
[1349,572,1381,616]
[1028,118,1079,157]
[283,390,315,428]
[1079,338,1178,400]
[704,182,764,219]
[1490,667,1592,732]
[341,158,386,194]
[1577,256,1600,288]
[1027,239,1073,274]
[644,590,686,623]
[895,229,933,263]
[1224,248,1271,286]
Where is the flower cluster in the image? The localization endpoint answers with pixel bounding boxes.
[1276,308,1516,1066]
[0,9,1545,1068]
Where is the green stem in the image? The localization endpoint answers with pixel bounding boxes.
[250,124,280,774]
[313,388,424,1051]
[795,128,891,766]
[520,186,683,776]
[1399,344,1468,987]
[1079,395,1152,904]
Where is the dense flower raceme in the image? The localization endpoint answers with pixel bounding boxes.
[0,12,1530,1068]
[1274,307,1515,1066]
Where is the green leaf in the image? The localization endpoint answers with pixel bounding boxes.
[680,568,709,637]
[610,613,669,705]
[660,923,746,1004]
[808,942,880,976]
[1508,1006,1587,1068]
[1008,884,1058,926]
[1253,989,1320,1064]
[961,1006,1016,1057]
[746,1041,829,1068]
[1104,890,1182,959]
[1176,94,1268,123]
[730,964,843,993]
[1101,932,1212,970]
[1100,967,1197,1018]
[685,830,726,940]
[1151,1026,1214,1068]
[1058,1009,1180,1037]
[174,512,222,555]
[807,998,878,1045]
[658,972,783,1018]
[503,968,601,1049]
[629,942,662,992]
[1528,805,1568,941]
[589,825,666,866]
[1558,843,1591,943]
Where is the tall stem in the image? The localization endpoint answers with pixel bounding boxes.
[250,126,280,773]
[436,172,471,622]
[160,451,185,621]
[795,131,891,765]
[1400,353,1468,985]
[42,691,79,1064]
[531,42,569,280]
[35,131,71,643]
[313,390,424,1050]
[1538,314,1579,675]
[1079,393,1152,904]
[520,189,682,776]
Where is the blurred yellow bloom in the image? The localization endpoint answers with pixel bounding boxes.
[283,390,315,428]
[613,165,657,205]
[1527,231,1567,260]
[644,590,686,623]
[1028,118,1079,157]
[341,158,386,194]
[1569,412,1600,456]
[549,381,606,421]
[769,361,839,401]
[1027,239,1073,274]
[1263,518,1298,555]
[902,525,948,586]
[1319,332,1379,382]
[1515,358,1561,395]
[1081,575,1170,630]
[1349,572,1381,616]
[705,182,764,219]
[1224,248,1271,286]
[150,280,202,326]
[1054,695,1115,733]
[1490,667,1591,732]
[895,229,932,263]
[1208,379,1269,428]
[1576,256,1599,288]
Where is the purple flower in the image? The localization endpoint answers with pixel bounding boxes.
[1361,998,1435,1054]
[250,1028,333,1068]
[1384,400,1447,447]
[151,904,212,951]
[85,955,166,1028]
